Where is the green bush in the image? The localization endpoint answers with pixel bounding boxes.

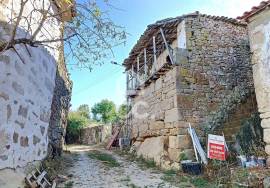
[66,112,89,144]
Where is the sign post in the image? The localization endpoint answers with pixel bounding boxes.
[207,134,226,161]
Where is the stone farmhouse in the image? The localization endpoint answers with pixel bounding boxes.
[0,0,73,185]
[124,12,258,169]
[238,0,270,164]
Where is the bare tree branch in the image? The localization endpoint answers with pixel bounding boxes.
[11,0,28,41]
[29,9,49,41]
[0,0,127,70]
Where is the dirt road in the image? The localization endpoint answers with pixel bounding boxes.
[62,145,175,188]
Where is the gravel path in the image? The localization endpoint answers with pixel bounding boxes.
[65,145,175,188]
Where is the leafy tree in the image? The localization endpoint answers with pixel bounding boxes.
[66,111,89,143]
[112,104,127,124]
[118,104,127,119]
[77,104,90,119]
[91,99,116,123]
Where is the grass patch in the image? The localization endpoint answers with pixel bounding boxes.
[191,177,209,188]
[137,155,156,169]
[115,149,157,170]
[161,170,214,188]
[64,181,74,188]
[164,169,177,176]
[120,176,131,182]
[115,149,215,187]
[161,171,190,187]
[161,169,178,182]
[88,150,120,167]
[128,183,140,188]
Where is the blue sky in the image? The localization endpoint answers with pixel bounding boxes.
[68,0,262,110]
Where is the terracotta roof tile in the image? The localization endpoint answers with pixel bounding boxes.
[237,1,270,20]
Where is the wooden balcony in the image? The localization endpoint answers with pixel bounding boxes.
[126,47,187,98]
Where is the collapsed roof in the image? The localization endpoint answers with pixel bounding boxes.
[123,11,246,70]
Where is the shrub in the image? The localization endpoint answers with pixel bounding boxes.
[66,112,89,144]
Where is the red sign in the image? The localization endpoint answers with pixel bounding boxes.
[207,134,226,161]
[208,143,225,160]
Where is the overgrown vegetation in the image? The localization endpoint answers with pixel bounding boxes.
[236,113,266,156]
[115,149,222,187]
[137,155,157,169]
[161,169,178,182]
[160,169,214,188]
[64,181,74,188]
[66,111,89,143]
[204,86,254,132]
[88,150,120,167]
[190,177,209,188]
[66,102,127,144]
[115,149,157,170]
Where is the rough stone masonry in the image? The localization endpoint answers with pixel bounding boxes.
[125,12,257,169]
[48,35,72,158]
[239,1,270,164]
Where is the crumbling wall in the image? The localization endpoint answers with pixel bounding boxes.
[81,125,112,145]
[247,8,270,162]
[130,16,256,169]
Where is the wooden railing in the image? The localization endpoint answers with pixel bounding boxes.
[126,28,178,97]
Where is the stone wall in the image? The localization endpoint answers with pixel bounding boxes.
[130,15,256,169]
[247,8,270,161]
[81,125,112,145]
[48,27,72,157]
[182,16,255,138]
[0,0,63,169]
[0,44,56,169]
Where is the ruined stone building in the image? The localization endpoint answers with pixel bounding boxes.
[0,0,72,186]
[238,0,270,164]
[124,12,257,168]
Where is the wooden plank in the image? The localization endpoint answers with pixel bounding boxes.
[52,182,56,188]
[126,72,129,91]
[106,126,121,150]
[144,48,147,77]
[25,174,37,188]
[137,56,140,74]
[153,36,157,71]
[160,28,174,65]
[40,181,48,188]
[36,171,47,184]
[31,171,38,179]
[131,64,134,89]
